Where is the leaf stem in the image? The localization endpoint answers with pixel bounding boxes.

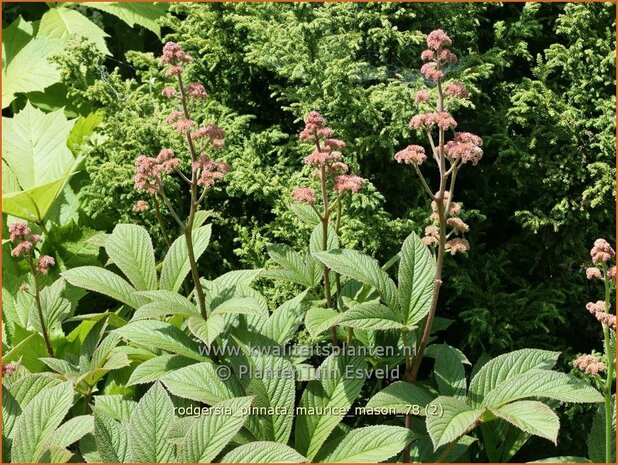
[27,256,54,357]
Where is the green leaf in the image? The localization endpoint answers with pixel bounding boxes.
[426,396,482,450]
[468,349,560,407]
[2,388,21,451]
[128,383,174,463]
[305,307,341,338]
[295,353,365,460]
[6,373,61,408]
[309,222,339,255]
[38,7,110,54]
[11,381,74,462]
[484,369,604,407]
[425,344,469,400]
[265,291,309,344]
[233,351,295,443]
[160,225,212,292]
[62,266,148,309]
[222,442,307,463]
[339,302,405,330]
[80,2,168,36]
[588,395,615,463]
[114,320,207,361]
[2,37,63,108]
[161,362,243,405]
[314,249,399,310]
[212,296,268,316]
[105,224,158,291]
[489,401,559,444]
[127,354,194,386]
[132,291,199,320]
[290,203,320,227]
[529,456,591,463]
[94,395,136,423]
[32,278,71,333]
[67,110,104,153]
[2,103,77,220]
[266,243,318,288]
[397,232,435,325]
[2,16,34,69]
[322,425,415,463]
[187,315,226,347]
[366,381,434,415]
[51,415,94,449]
[176,396,253,463]
[95,413,129,463]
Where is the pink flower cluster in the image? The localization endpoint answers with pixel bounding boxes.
[444,132,484,165]
[444,81,469,99]
[191,123,225,149]
[591,238,615,264]
[414,89,430,104]
[291,187,316,205]
[422,191,469,251]
[8,221,42,258]
[134,149,180,195]
[192,155,230,189]
[294,111,365,201]
[419,30,458,83]
[395,145,427,165]
[186,82,208,99]
[37,255,55,275]
[299,111,333,141]
[586,300,616,329]
[334,175,365,194]
[573,354,606,375]
[2,364,15,377]
[445,238,469,255]
[410,112,457,131]
[161,42,193,66]
[133,200,149,213]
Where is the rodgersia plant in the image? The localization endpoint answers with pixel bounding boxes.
[290,111,365,344]
[7,221,56,356]
[573,239,616,463]
[134,42,229,319]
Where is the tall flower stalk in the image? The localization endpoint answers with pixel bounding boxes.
[577,239,616,463]
[134,42,229,319]
[395,30,482,461]
[8,221,56,356]
[292,111,365,345]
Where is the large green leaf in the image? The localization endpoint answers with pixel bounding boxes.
[50,415,94,450]
[128,383,174,463]
[397,232,435,325]
[2,37,63,108]
[105,224,158,291]
[187,315,226,347]
[468,349,560,407]
[80,3,168,36]
[314,249,399,310]
[425,396,482,450]
[62,266,148,309]
[322,425,415,463]
[114,320,207,361]
[38,7,110,54]
[305,307,342,338]
[425,344,470,400]
[95,413,129,463]
[176,396,253,463]
[232,351,296,443]
[339,302,405,330]
[264,291,309,344]
[222,442,307,463]
[31,278,71,333]
[160,225,212,292]
[2,16,34,70]
[265,243,319,288]
[127,354,194,386]
[588,395,615,463]
[295,353,365,460]
[366,381,434,415]
[161,362,243,405]
[483,369,604,407]
[2,103,77,220]
[11,381,74,462]
[489,400,559,444]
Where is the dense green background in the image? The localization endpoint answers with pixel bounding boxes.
[3,2,616,459]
